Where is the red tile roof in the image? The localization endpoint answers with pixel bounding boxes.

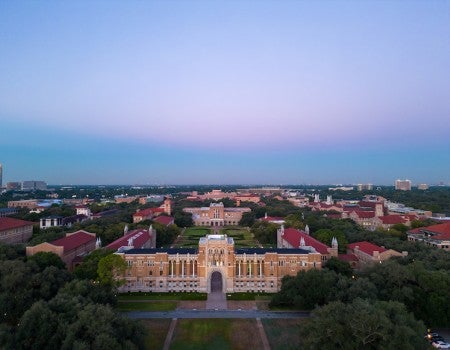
[50,230,96,252]
[282,228,330,254]
[348,241,386,256]
[0,217,35,231]
[106,229,152,251]
[408,222,450,240]
[153,216,174,226]
[379,215,408,225]
[133,208,164,218]
[338,254,358,262]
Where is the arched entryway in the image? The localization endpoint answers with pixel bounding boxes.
[210,271,223,293]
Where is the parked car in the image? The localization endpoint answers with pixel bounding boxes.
[432,340,450,349]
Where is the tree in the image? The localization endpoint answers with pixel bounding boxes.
[324,257,352,277]
[239,212,255,227]
[284,213,304,230]
[97,254,126,287]
[300,299,428,350]
[313,229,348,253]
[250,221,278,245]
[174,211,193,227]
[15,301,63,350]
[61,303,146,350]
[59,279,117,306]
[270,269,338,309]
[0,242,25,261]
[330,275,378,304]
[27,252,66,271]
[74,249,113,280]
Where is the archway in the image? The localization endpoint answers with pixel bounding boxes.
[210,271,223,293]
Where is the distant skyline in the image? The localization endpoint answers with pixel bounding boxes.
[1,1,449,185]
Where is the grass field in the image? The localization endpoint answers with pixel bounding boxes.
[174,227,211,247]
[173,226,262,249]
[116,301,177,312]
[140,319,172,350]
[262,318,305,350]
[170,319,264,350]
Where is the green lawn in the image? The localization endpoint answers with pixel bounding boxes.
[262,318,305,350]
[119,292,207,301]
[140,319,172,350]
[174,226,261,248]
[170,319,264,350]
[116,301,177,312]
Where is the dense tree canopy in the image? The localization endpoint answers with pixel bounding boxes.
[250,221,278,245]
[300,299,428,350]
[0,243,146,349]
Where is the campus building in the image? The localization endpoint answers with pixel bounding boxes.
[117,233,323,293]
[0,217,35,244]
[183,202,251,227]
[407,222,450,251]
[26,230,97,270]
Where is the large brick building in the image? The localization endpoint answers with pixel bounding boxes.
[26,230,97,270]
[407,222,450,251]
[117,233,323,293]
[183,202,251,226]
[0,217,35,244]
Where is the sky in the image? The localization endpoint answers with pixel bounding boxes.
[0,1,449,185]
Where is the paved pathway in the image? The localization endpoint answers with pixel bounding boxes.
[206,291,227,310]
[126,309,310,319]
[162,318,177,350]
[256,318,271,350]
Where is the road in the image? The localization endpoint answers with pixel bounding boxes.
[126,309,310,319]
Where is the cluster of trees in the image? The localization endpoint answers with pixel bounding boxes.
[249,221,278,245]
[271,258,450,327]
[300,298,428,349]
[0,244,146,349]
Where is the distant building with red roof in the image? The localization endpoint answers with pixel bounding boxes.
[133,198,172,223]
[153,216,175,226]
[234,194,261,205]
[133,207,164,223]
[26,230,97,270]
[106,226,156,252]
[347,241,405,266]
[0,217,35,244]
[407,222,450,251]
[277,226,338,262]
[260,213,285,225]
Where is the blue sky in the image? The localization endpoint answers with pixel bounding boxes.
[1,1,449,185]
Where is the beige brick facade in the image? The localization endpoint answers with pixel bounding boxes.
[117,234,322,293]
[183,203,251,226]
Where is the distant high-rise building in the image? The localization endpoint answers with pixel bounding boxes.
[357,183,373,191]
[417,184,429,190]
[21,181,47,191]
[395,179,411,191]
[6,182,21,190]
